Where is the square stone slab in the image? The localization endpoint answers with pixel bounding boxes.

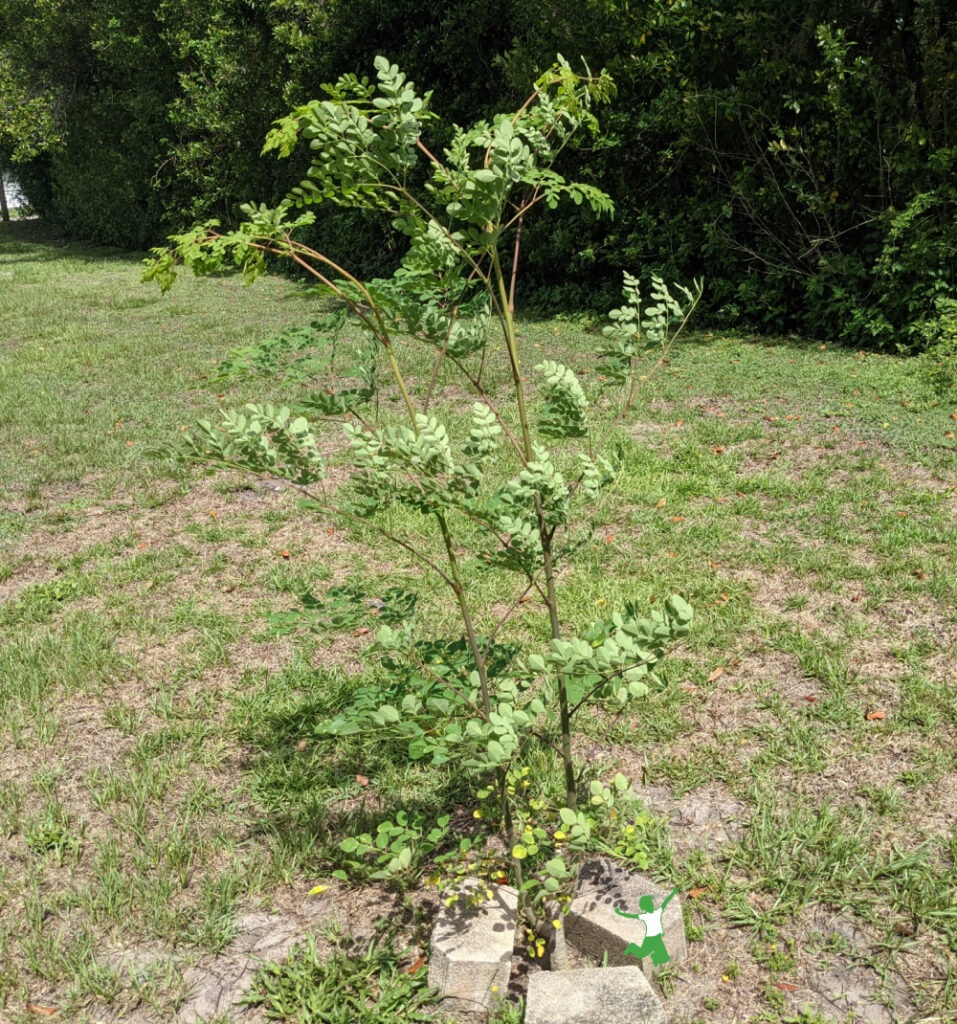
[428,878,518,1010]
[525,965,665,1024]
[566,858,686,980]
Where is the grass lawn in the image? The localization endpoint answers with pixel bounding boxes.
[1,219,955,1024]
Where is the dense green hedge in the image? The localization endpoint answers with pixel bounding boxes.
[505,0,957,350]
[2,0,955,349]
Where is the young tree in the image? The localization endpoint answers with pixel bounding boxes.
[145,55,699,965]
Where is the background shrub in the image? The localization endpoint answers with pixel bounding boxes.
[3,0,955,349]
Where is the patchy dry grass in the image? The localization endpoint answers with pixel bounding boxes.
[1,221,956,1023]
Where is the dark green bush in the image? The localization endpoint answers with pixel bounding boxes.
[4,0,955,349]
[919,297,957,398]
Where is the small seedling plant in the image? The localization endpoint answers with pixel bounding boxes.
[145,56,700,965]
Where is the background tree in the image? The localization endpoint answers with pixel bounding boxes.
[3,0,955,348]
[504,0,957,346]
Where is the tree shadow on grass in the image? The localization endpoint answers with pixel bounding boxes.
[232,662,475,874]
[0,219,143,265]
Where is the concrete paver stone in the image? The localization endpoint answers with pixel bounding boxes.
[427,877,518,1010]
[524,965,665,1024]
[566,858,687,980]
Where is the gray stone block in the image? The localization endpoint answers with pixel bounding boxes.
[525,965,665,1024]
[428,877,518,1010]
[566,858,686,980]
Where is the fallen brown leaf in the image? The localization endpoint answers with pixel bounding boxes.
[406,956,426,975]
[353,627,371,637]
[356,774,370,787]
[866,710,886,721]
[774,982,798,992]
[707,667,725,683]
[655,498,667,508]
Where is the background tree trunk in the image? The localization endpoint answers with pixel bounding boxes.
[0,170,10,222]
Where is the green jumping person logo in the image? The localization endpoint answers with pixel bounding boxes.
[615,887,678,965]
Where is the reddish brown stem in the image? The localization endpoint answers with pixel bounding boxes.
[509,207,525,314]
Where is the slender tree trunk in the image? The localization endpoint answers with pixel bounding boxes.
[0,170,9,223]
